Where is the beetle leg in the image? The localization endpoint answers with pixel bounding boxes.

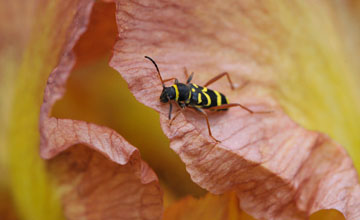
[163,77,177,83]
[168,102,185,125]
[184,67,189,78]
[169,110,182,125]
[184,67,195,83]
[192,107,221,143]
[204,72,235,90]
[186,72,194,84]
[208,103,272,114]
[168,102,173,119]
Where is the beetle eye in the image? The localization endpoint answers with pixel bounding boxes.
[160,91,169,103]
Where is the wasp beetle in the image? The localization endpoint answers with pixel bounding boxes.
[145,56,267,142]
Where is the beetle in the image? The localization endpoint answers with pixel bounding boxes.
[145,56,266,142]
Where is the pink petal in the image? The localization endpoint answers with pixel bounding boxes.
[39,1,163,219]
[110,0,360,219]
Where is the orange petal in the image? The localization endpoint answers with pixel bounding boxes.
[38,1,163,219]
[110,1,360,219]
[164,192,255,220]
[0,189,18,220]
[73,1,118,68]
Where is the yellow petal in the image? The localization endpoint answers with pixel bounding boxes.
[268,1,360,173]
[5,1,97,219]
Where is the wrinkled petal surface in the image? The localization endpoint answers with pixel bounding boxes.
[110,0,360,219]
[37,1,163,220]
[41,119,163,219]
[53,1,206,199]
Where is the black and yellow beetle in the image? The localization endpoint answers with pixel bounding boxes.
[145,56,265,142]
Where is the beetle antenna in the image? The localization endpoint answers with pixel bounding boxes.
[145,56,165,88]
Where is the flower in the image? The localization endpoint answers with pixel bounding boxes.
[1,0,359,219]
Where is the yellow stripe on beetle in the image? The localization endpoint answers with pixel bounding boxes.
[214,90,222,106]
[186,90,192,103]
[172,84,179,101]
[202,87,211,106]
[197,93,202,104]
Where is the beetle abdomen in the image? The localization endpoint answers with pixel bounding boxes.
[189,83,228,110]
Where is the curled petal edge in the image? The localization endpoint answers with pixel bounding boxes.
[38,1,163,219]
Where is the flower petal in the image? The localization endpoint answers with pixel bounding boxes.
[6,0,96,219]
[0,1,37,218]
[110,0,360,219]
[0,189,18,220]
[53,0,206,195]
[37,1,163,219]
[164,192,255,220]
[52,57,206,199]
[41,119,163,219]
